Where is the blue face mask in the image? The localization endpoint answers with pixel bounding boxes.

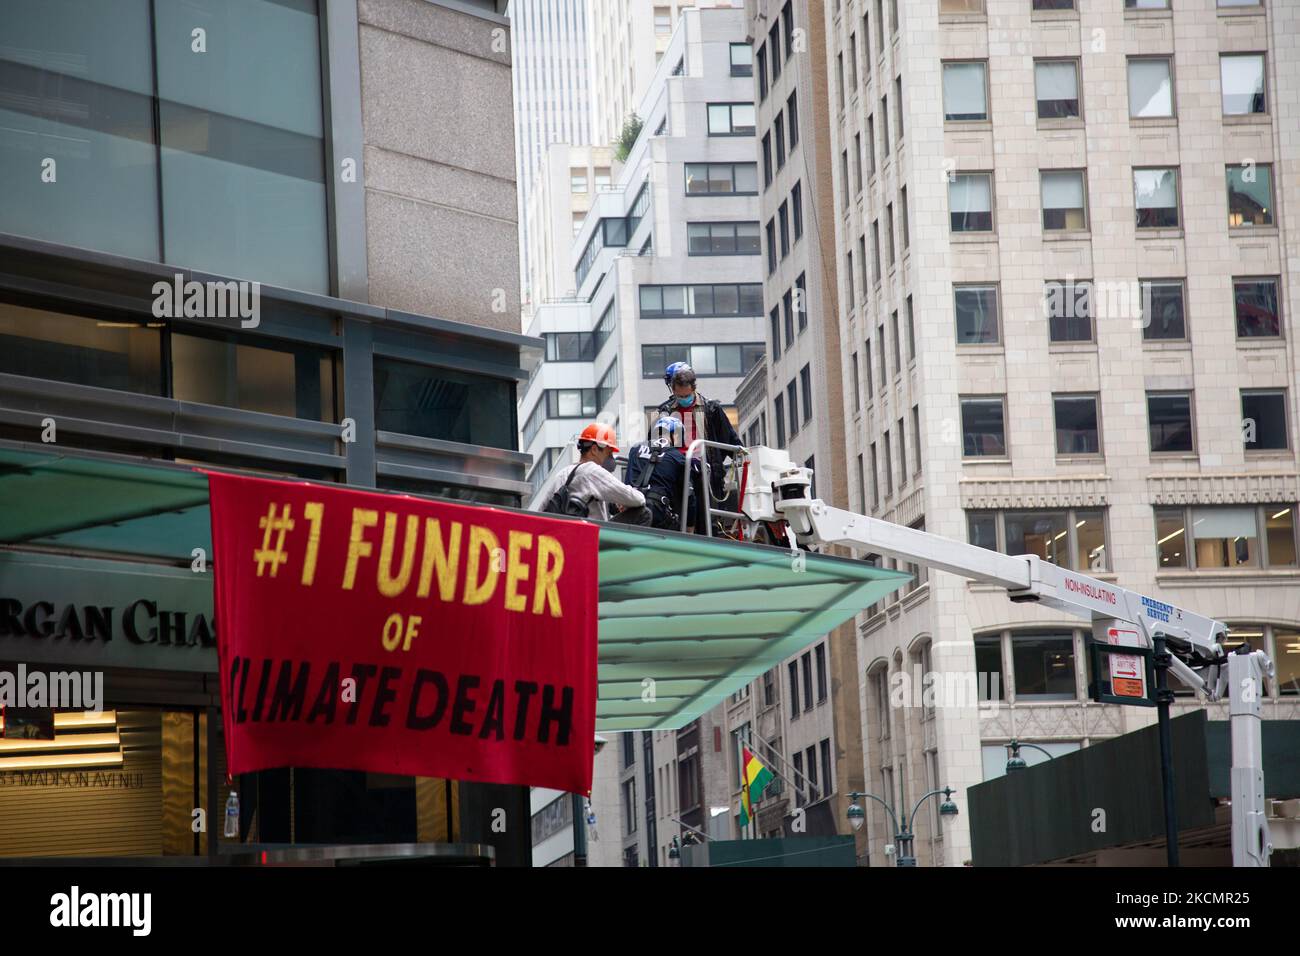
[676,394,695,408]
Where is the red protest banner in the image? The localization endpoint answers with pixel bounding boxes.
[206,471,599,794]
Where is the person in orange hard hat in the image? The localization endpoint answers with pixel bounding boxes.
[543,422,652,525]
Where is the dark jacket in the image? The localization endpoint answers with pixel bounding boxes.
[653,392,741,498]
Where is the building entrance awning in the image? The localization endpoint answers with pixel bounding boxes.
[0,446,910,731]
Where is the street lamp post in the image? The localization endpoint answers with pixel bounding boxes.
[1004,739,1056,773]
[846,788,958,867]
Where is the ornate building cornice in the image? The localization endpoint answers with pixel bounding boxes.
[959,475,1110,510]
[1148,472,1300,506]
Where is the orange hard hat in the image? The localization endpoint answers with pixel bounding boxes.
[579,422,619,452]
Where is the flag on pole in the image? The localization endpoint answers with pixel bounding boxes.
[738,746,775,827]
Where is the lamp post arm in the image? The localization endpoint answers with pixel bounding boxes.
[907,788,950,832]
[1013,742,1057,763]
[850,791,901,836]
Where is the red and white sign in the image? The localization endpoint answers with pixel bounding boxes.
[206,471,600,794]
[1109,652,1146,699]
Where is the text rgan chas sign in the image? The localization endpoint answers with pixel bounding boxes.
[206,472,599,794]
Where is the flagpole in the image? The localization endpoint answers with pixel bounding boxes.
[744,728,821,802]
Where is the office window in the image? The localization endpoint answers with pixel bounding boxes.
[684,163,758,195]
[792,182,804,241]
[766,219,777,274]
[975,635,1004,701]
[761,133,773,188]
[1141,280,1187,341]
[912,405,921,475]
[883,430,893,496]
[900,186,910,251]
[877,323,886,388]
[814,644,827,703]
[949,173,993,232]
[1054,395,1100,455]
[1035,60,1080,118]
[1041,170,1087,231]
[858,237,868,297]
[845,252,855,310]
[571,170,588,193]
[594,168,611,189]
[1147,392,1194,453]
[870,443,880,507]
[375,357,514,450]
[770,306,782,361]
[707,103,756,136]
[886,205,896,266]
[866,117,876,177]
[654,7,671,34]
[897,417,907,488]
[787,92,800,150]
[795,274,807,330]
[961,397,1006,457]
[1155,505,1298,570]
[805,745,819,801]
[775,115,787,169]
[763,668,776,708]
[848,33,859,92]
[856,453,867,510]
[801,652,814,713]
[787,380,799,437]
[1129,58,1173,118]
[687,221,761,255]
[852,353,861,412]
[1242,391,1288,451]
[788,660,800,718]
[836,53,846,112]
[778,203,790,258]
[942,62,987,121]
[782,1,794,57]
[954,285,999,344]
[1033,0,1075,9]
[864,340,873,395]
[1234,278,1281,338]
[1126,0,1169,7]
[871,221,882,285]
[640,344,762,379]
[1045,279,1093,342]
[638,284,764,318]
[1221,54,1265,115]
[774,394,787,447]
[770,22,782,76]
[784,289,795,343]
[880,95,890,156]
[1227,164,1274,227]
[895,78,904,140]
[891,311,901,372]
[793,751,805,805]
[730,43,753,77]
[941,0,984,10]
[1134,168,1180,228]
[972,511,1107,570]
[800,365,813,424]
[757,44,768,101]
[1013,633,1076,700]
[820,739,832,799]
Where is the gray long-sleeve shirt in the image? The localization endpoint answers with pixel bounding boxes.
[554,461,645,521]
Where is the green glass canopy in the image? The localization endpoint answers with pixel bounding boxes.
[0,447,911,731]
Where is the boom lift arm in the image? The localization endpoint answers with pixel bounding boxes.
[720,446,1275,866]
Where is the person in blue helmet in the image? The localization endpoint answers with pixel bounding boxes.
[654,361,742,506]
[623,416,704,530]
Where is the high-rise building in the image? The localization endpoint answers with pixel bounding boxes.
[521,5,763,505]
[0,0,537,862]
[510,0,593,308]
[728,0,862,855]
[822,0,1300,866]
[586,0,743,150]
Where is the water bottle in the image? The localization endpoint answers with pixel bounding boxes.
[223,789,240,839]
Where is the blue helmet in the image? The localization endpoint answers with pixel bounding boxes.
[664,361,696,387]
[651,416,680,444]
